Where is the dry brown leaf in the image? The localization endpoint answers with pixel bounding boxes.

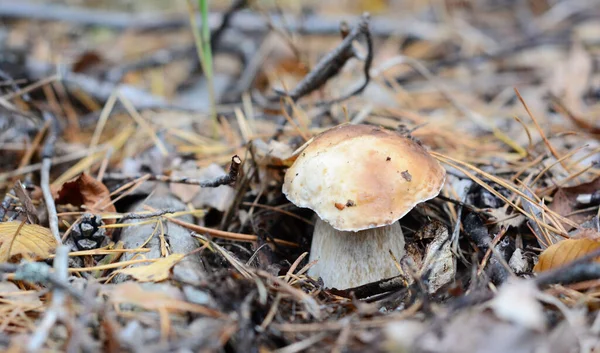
[116,253,184,282]
[55,173,116,225]
[108,282,221,317]
[0,221,58,263]
[549,177,600,226]
[534,238,600,272]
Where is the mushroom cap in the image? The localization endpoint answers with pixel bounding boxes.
[283,124,446,231]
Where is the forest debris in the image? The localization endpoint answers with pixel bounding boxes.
[384,320,426,352]
[106,155,242,189]
[3,0,600,351]
[26,245,70,351]
[487,208,525,229]
[420,222,455,294]
[549,177,600,225]
[0,221,58,262]
[107,282,222,318]
[548,42,592,116]
[534,238,600,272]
[54,172,116,224]
[170,163,235,211]
[0,1,433,37]
[116,253,185,282]
[40,112,61,244]
[508,248,531,274]
[252,139,295,167]
[0,281,41,305]
[115,193,206,284]
[13,180,39,224]
[489,279,545,331]
[274,13,373,104]
[70,214,108,251]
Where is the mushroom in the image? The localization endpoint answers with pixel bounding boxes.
[283,124,445,289]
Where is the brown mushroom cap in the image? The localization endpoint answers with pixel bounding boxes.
[283,124,446,231]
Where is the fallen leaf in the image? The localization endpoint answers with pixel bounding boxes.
[13,180,39,225]
[420,221,455,294]
[0,221,58,262]
[55,173,116,224]
[108,282,221,317]
[487,208,526,229]
[508,248,530,274]
[549,177,600,226]
[116,253,184,282]
[534,238,600,272]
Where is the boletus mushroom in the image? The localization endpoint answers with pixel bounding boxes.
[283,124,445,289]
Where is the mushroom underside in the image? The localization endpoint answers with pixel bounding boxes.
[308,219,406,289]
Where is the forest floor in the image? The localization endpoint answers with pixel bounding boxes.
[1,0,600,352]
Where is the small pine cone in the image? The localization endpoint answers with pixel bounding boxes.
[71,213,107,251]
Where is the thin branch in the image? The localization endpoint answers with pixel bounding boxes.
[0,1,435,38]
[328,275,407,299]
[40,112,62,244]
[535,246,600,288]
[274,13,372,103]
[27,245,69,351]
[104,155,242,188]
[120,208,180,222]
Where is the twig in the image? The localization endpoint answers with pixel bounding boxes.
[328,276,407,299]
[463,213,510,284]
[0,1,437,37]
[40,112,62,244]
[120,208,180,222]
[27,245,69,352]
[1,261,89,305]
[209,0,247,50]
[274,13,372,103]
[537,263,600,288]
[104,155,242,187]
[535,246,600,288]
[177,216,298,247]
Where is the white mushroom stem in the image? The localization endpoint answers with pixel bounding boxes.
[308,219,406,289]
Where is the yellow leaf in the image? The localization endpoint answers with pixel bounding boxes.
[0,222,58,263]
[534,238,600,272]
[116,253,184,282]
